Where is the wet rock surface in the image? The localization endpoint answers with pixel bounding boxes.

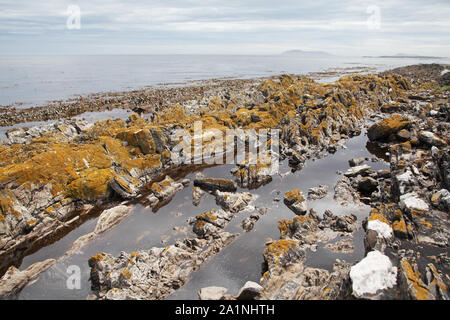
[88,233,238,300]
[1,64,449,300]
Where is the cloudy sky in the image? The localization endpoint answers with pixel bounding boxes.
[1,0,449,56]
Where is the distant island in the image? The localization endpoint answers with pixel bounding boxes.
[363,53,446,59]
[282,49,333,57]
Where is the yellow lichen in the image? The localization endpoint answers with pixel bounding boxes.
[120,268,132,279]
[400,259,433,300]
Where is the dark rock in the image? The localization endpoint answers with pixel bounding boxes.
[348,157,365,167]
[357,177,379,194]
[194,178,237,192]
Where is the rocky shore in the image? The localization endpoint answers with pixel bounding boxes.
[0,64,448,300]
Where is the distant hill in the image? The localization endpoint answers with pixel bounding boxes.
[363,53,446,59]
[282,49,332,57]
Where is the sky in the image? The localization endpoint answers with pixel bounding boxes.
[0,0,449,56]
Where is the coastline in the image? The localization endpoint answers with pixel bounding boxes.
[0,63,449,300]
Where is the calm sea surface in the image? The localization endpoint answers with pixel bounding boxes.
[1,54,448,108]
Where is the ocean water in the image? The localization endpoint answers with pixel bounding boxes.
[1,54,448,108]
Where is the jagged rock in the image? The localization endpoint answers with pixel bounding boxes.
[418,131,446,148]
[146,194,159,207]
[191,209,234,238]
[151,176,184,201]
[394,170,415,195]
[192,187,206,206]
[334,177,360,206]
[325,238,354,253]
[262,239,305,275]
[198,286,228,300]
[425,263,449,300]
[233,159,273,188]
[110,175,139,199]
[250,114,261,123]
[398,258,435,300]
[67,205,134,255]
[0,259,55,298]
[320,210,357,233]
[89,233,238,300]
[94,205,134,235]
[400,193,429,212]
[307,185,329,200]
[392,218,410,239]
[241,213,260,232]
[357,176,379,194]
[350,250,398,300]
[367,115,410,141]
[260,258,352,300]
[215,191,253,213]
[284,189,307,215]
[436,149,450,188]
[377,169,390,179]
[236,281,263,300]
[194,178,237,192]
[344,164,372,178]
[431,189,450,211]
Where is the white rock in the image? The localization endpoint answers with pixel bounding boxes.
[197,286,228,300]
[344,164,372,177]
[236,281,263,300]
[400,193,429,212]
[94,205,134,234]
[395,170,414,195]
[367,220,393,239]
[350,250,397,299]
[0,259,56,298]
[418,131,446,147]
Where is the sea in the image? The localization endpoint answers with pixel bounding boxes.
[1,54,448,109]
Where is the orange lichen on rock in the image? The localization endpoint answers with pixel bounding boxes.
[120,268,132,279]
[368,115,411,141]
[368,207,391,226]
[88,253,106,266]
[284,189,304,202]
[263,239,297,264]
[400,259,434,300]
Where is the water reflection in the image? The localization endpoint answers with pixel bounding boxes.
[17,129,388,300]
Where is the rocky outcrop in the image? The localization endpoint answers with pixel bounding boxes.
[398,259,449,300]
[232,158,273,189]
[367,115,411,142]
[307,185,328,200]
[0,259,55,298]
[334,177,360,206]
[192,187,206,206]
[283,189,307,215]
[214,191,253,213]
[198,286,228,300]
[89,233,238,300]
[4,65,449,300]
[67,204,134,255]
[320,210,358,233]
[193,178,237,192]
[260,257,352,300]
[150,176,185,204]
